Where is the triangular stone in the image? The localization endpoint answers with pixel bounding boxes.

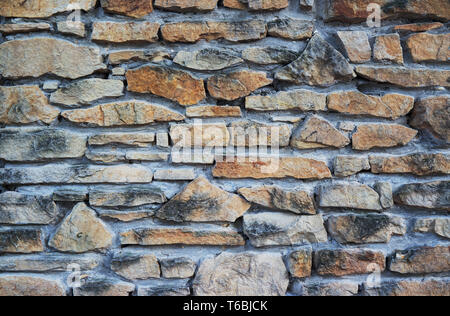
[291,115,350,149]
[276,34,355,86]
[156,176,251,222]
[49,203,113,253]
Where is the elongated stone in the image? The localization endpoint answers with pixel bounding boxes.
[230,121,292,147]
[160,257,196,279]
[0,0,97,18]
[0,85,59,125]
[0,128,87,161]
[238,186,316,215]
[407,33,450,62]
[364,279,450,296]
[120,226,245,246]
[246,89,327,111]
[242,47,299,65]
[352,124,417,150]
[0,229,43,254]
[49,203,113,253]
[244,213,327,247]
[138,281,190,296]
[111,253,160,280]
[0,23,51,34]
[410,96,449,142]
[100,0,154,18]
[0,192,59,225]
[126,66,205,106]
[186,106,242,118]
[156,176,250,222]
[89,187,166,207]
[89,133,155,147]
[0,275,65,296]
[194,252,289,296]
[170,123,230,147]
[109,49,171,65]
[0,254,100,272]
[0,164,153,184]
[62,101,184,126]
[394,181,449,211]
[73,275,135,296]
[50,79,124,107]
[57,21,86,37]
[320,184,383,211]
[394,22,444,32]
[92,22,160,43]
[334,156,370,177]
[173,48,243,71]
[414,218,450,239]
[267,18,314,40]
[0,38,106,79]
[155,0,218,11]
[369,153,450,176]
[153,169,196,180]
[328,91,415,119]
[389,246,450,274]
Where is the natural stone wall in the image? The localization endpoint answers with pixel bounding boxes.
[0,0,448,296]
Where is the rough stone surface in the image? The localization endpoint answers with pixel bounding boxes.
[394,22,444,32]
[242,47,299,65]
[109,50,171,65]
[224,0,289,11]
[170,123,229,147]
[73,275,135,296]
[373,34,404,64]
[276,34,356,86]
[154,169,196,180]
[50,79,124,107]
[92,22,160,43]
[407,33,450,62]
[414,218,450,239]
[120,226,245,246]
[238,186,316,215]
[156,176,250,222]
[101,0,154,18]
[355,66,450,88]
[62,101,185,126]
[288,248,313,278]
[334,156,370,177]
[375,182,394,209]
[0,254,100,272]
[315,249,386,276]
[243,213,328,247]
[207,70,272,101]
[369,153,450,176]
[0,128,87,161]
[0,229,43,254]
[160,257,196,279]
[0,85,60,125]
[394,181,449,211]
[327,91,415,119]
[161,20,267,43]
[301,281,359,296]
[0,23,51,34]
[389,246,450,274]
[57,21,86,37]
[327,214,406,244]
[126,66,205,106]
[230,121,292,147]
[49,203,113,253]
[89,187,166,207]
[174,48,242,70]
[291,115,350,149]
[410,96,449,143]
[267,18,314,40]
[352,124,417,150]
[364,279,450,296]
[0,192,59,225]
[193,252,289,296]
[155,0,218,11]
[0,0,97,18]
[137,281,190,296]
[0,275,66,296]
[0,38,106,79]
[111,253,160,280]
[213,156,332,179]
[320,184,383,211]
[337,31,371,63]
[89,133,155,147]
[186,106,242,118]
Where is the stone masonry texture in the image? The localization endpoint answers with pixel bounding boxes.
[0,0,448,297]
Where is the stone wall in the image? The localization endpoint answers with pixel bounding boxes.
[0,0,449,296]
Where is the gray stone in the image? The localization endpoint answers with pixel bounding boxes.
[111,252,160,280]
[174,48,243,70]
[375,182,394,209]
[242,47,299,65]
[334,156,370,177]
[154,169,196,181]
[0,254,101,272]
[73,275,135,296]
[246,89,327,111]
[0,228,44,254]
[53,189,88,202]
[193,252,289,296]
[320,184,383,211]
[138,280,190,296]
[0,192,59,225]
[394,181,449,211]
[89,186,166,207]
[414,218,450,239]
[160,257,197,279]
[268,18,314,40]
[243,212,328,247]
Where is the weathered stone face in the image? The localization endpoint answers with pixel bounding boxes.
[50,79,124,107]
[161,20,267,43]
[111,253,160,280]
[126,66,205,105]
[109,49,171,65]
[267,18,314,40]
[207,70,272,101]
[120,226,245,246]
[0,129,87,161]
[0,85,60,125]
[242,47,299,65]
[174,48,243,71]
[89,186,166,207]
[389,246,450,274]
[369,154,450,176]
[355,66,450,88]
[170,123,230,147]
[160,257,197,279]
[364,279,450,296]
[230,121,292,147]
[0,192,59,225]
[100,0,154,18]
[73,275,135,296]
[375,182,394,209]
[320,184,383,211]
[0,38,106,79]
[0,275,66,296]
[334,156,370,177]
[373,34,404,64]
[288,248,313,278]
[238,186,316,215]
[186,106,242,118]
[315,249,386,276]
[156,176,250,222]
[89,133,155,147]
[49,203,114,253]
[327,91,415,119]
[57,21,86,37]
[0,0,97,18]
[291,115,350,149]
[323,0,450,22]
[394,181,449,211]
[92,22,160,43]
[62,101,185,126]
[243,213,328,247]
[153,168,195,180]
[300,281,359,296]
[352,124,417,150]
[410,96,449,142]
[395,22,444,32]
[224,0,289,10]
[213,157,332,179]
[337,31,371,63]
[193,252,289,296]
[155,0,218,11]
[414,218,450,239]
[0,254,100,272]
[327,214,406,244]
[276,34,356,86]
[407,33,450,62]
[138,281,190,296]
[0,229,44,254]
[246,89,327,112]
[0,23,51,34]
